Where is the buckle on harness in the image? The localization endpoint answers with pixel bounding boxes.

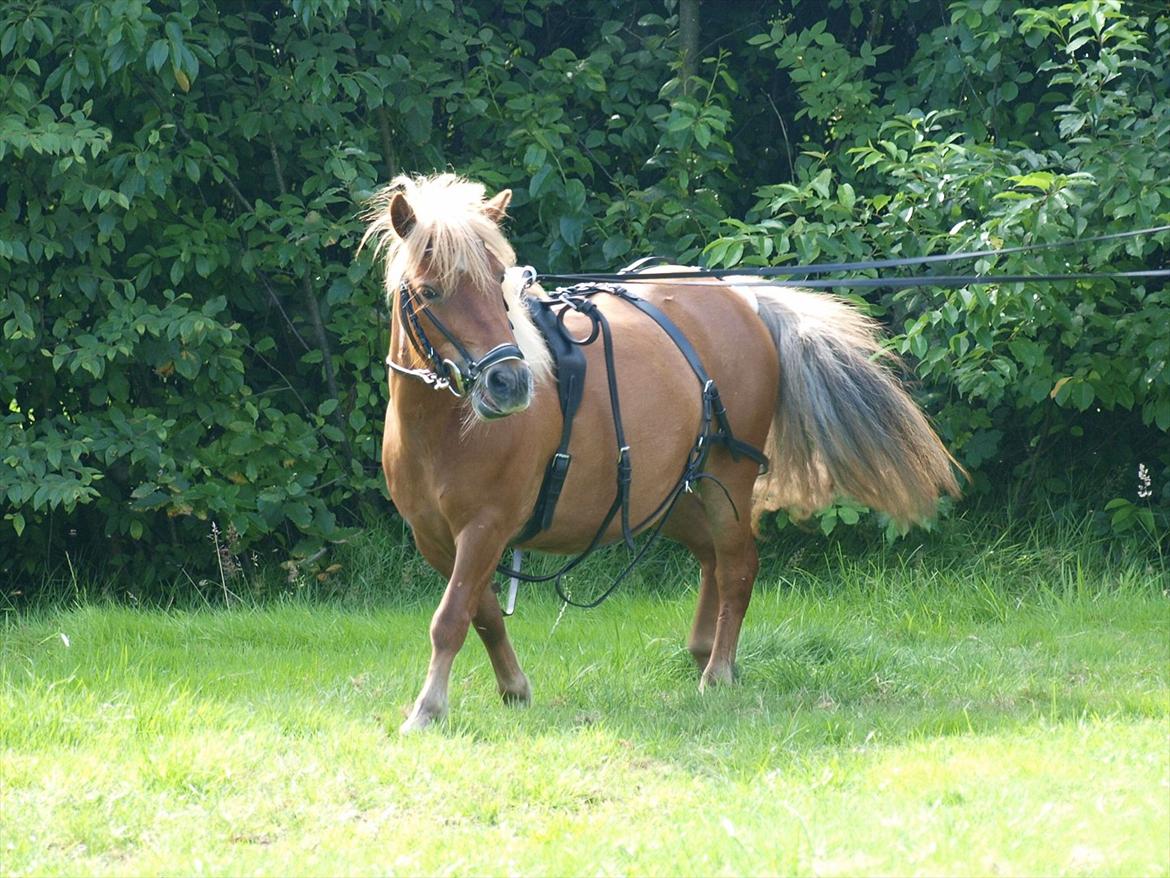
[616,445,631,478]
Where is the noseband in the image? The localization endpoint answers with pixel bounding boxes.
[387,281,526,397]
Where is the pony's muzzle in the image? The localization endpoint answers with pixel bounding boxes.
[474,361,533,419]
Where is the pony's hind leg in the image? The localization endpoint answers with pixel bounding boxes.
[702,530,758,688]
[697,475,760,690]
[689,559,718,671]
[662,495,718,671]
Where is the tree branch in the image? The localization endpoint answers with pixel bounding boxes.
[679,0,701,94]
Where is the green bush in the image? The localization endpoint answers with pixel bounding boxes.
[711,0,1169,536]
[2,0,1166,593]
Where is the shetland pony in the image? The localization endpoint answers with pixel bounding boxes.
[362,173,959,732]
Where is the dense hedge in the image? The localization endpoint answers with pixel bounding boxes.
[2,0,1166,587]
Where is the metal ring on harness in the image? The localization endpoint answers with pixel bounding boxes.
[439,357,466,396]
[555,298,601,346]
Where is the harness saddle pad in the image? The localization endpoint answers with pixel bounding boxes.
[512,296,587,543]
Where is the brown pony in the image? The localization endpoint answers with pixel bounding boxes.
[362,173,960,733]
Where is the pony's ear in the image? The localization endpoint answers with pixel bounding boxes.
[389,191,417,239]
[483,188,512,223]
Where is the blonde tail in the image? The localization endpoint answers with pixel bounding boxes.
[751,287,962,527]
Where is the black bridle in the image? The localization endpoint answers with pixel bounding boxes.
[387,281,525,397]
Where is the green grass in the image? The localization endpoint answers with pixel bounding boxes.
[2,517,1168,876]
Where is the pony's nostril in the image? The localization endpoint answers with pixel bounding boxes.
[481,363,532,413]
[487,367,512,398]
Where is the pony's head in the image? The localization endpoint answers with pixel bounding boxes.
[361,173,551,420]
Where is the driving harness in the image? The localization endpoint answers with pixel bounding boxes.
[498,275,769,608]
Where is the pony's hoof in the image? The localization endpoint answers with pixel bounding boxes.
[399,703,445,734]
[500,677,532,707]
[688,649,712,672]
[399,715,430,734]
[699,664,736,692]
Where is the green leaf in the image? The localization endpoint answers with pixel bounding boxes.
[131,482,159,500]
[819,510,838,536]
[603,235,630,262]
[286,501,313,529]
[564,178,586,211]
[1010,171,1055,191]
[523,144,547,170]
[558,215,584,248]
[147,39,169,71]
[809,171,832,200]
[1,25,18,57]
[529,164,554,198]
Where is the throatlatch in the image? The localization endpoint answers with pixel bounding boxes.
[497,278,768,612]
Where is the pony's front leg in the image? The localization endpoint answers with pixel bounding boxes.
[472,587,531,705]
[401,523,511,734]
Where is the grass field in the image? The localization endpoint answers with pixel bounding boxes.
[2,516,1168,876]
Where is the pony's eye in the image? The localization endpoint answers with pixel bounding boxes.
[420,285,441,301]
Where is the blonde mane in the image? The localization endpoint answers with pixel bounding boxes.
[361,173,552,384]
